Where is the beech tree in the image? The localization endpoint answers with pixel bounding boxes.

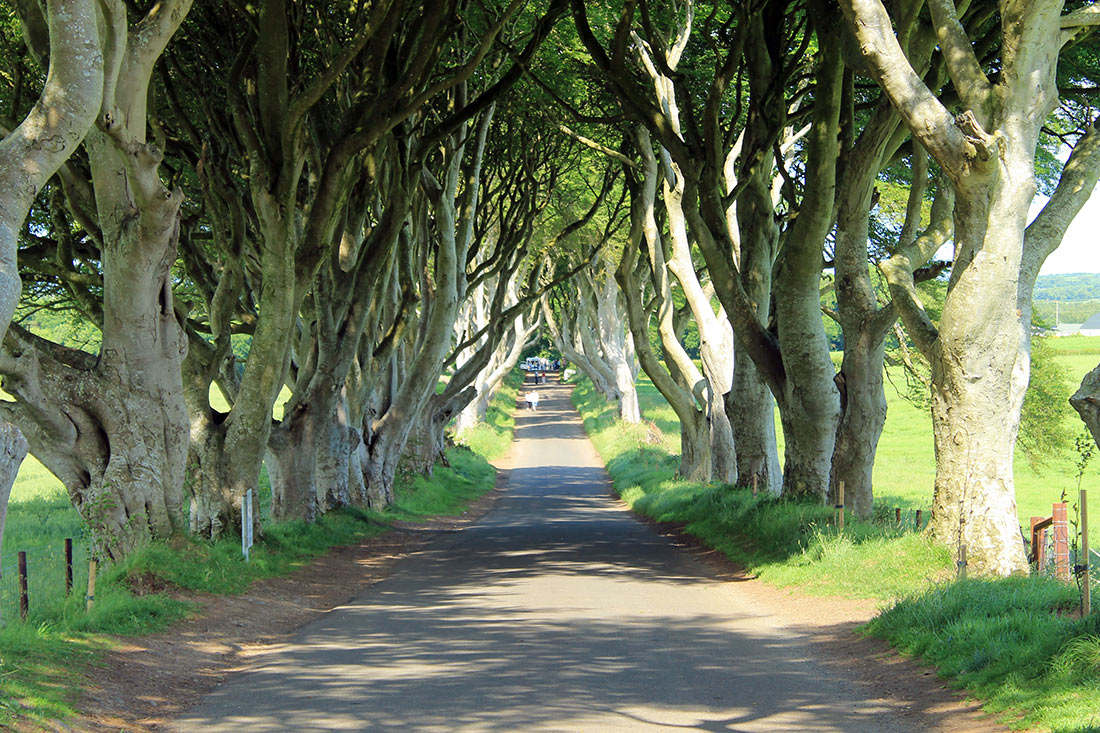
[165,0,569,532]
[0,0,102,559]
[542,272,643,424]
[0,0,192,559]
[571,0,846,497]
[841,0,1100,574]
[617,143,717,481]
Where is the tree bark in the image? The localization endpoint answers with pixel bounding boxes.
[0,0,101,558]
[0,423,29,569]
[0,1,193,559]
[770,30,843,500]
[0,0,102,341]
[617,166,711,482]
[594,267,642,424]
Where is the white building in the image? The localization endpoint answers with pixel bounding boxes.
[1078,312,1100,336]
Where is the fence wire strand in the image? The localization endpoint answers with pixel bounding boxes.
[0,540,90,625]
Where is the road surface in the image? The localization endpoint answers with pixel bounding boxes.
[170,380,974,732]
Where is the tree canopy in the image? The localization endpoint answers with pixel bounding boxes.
[0,0,1098,576]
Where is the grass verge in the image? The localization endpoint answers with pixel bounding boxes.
[572,376,951,601]
[455,369,523,460]
[573,375,1099,731]
[868,578,1100,732]
[0,381,517,729]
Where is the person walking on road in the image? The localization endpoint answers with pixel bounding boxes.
[528,389,540,411]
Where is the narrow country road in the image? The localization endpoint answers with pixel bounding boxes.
[169,381,985,732]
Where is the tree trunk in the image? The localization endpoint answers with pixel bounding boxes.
[1,122,192,559]
[927,174,1035,574]
[730,185,782,494]
[837,0,1090,575]
[831,334,887,518]
[0,423,28,568]
[1072,363,1100,451]
[542,297,619,401]
[616,172,711,483]
[770,35,844,500]
[728,352,781,494]
[186,421,234,538]
[594,272,642,424]
[266,404,318,523]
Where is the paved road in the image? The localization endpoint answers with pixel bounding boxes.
[170,381,918,732]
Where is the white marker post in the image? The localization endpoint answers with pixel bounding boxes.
[242,489,254,561]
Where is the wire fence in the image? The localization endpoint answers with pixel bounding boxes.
[1091,547,1100,595]
[0,539,92,625]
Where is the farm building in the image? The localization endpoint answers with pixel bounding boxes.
[1079,312,1100,336]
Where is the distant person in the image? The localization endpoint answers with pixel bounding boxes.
[529,389,540,411]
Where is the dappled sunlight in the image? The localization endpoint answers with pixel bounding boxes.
[170,380,963,732]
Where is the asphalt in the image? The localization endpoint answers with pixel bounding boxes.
[169,379,918,732]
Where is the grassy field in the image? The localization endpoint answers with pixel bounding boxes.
[0,374,520,729]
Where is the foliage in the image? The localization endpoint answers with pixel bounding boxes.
[867,578,1100,732]
[1034,274,1100,303]
[1019,336,1078,473]
[14,305,100,351]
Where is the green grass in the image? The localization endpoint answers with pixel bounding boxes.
[454,369,524,460]
[870,362,1100,525]
[867,577,1100,731]
[572,377,953,601]
[0,377,519,729]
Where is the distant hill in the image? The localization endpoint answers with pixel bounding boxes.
[1034,273,1100,301]
[1032,274,1100,325]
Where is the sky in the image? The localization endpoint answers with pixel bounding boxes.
[1038,184,1100,275]
[930,183,1100,276]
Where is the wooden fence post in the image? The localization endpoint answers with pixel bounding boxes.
[895,507,901,525]
[958,544,968,580]
[65,538,73,595]
[836,481,845,531]
[1030,517,1043,566]
[86,560,97,611]
[18,551,28,620]
[1082,489,1091,616]
[752,474,758,497]
[915,509,923,530]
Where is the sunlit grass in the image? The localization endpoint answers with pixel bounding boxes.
[627,343,1100,526]
[454,369,524,460]
[573,377,953,601]
[575,343,1100,732]
[868,577,1100,731]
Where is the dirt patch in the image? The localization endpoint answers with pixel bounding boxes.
[69,470,511,733]
[124,572,181,597]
